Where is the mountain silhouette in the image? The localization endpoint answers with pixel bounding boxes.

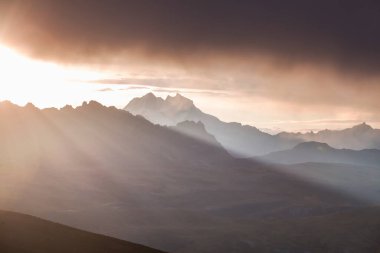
[126,93,201,126]
[259,141,380,167]
[277,122,380,150]
[125,93,380,157]
[1,101,380,252]
[125,93,294,156]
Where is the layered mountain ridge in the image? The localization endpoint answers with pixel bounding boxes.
[277,122,380,150]
[125,93,380,157]
[1,100,380,252]
[259,141,380,167]
[125,93,288,156]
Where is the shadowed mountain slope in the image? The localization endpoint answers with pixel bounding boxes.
[0,210,165,253]
[259,141,380,167]
[170,120,223,147]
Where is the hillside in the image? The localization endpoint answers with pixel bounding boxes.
[179,207,380,253]
[0,210,164,253]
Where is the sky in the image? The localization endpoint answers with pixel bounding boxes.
[0,0,379,132]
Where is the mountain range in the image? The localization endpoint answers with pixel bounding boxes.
[125,93,380,157]
[278,122,380,150]
[1,100,380,252]
[126,93,287,156]
[259,141,380,167]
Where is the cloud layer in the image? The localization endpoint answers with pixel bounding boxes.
[0,1,379,72]
[1,0,380,126]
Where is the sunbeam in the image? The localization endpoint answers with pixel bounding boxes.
[0,44,104,107]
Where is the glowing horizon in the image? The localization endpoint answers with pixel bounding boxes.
[0,44,379,133]
[0,44,107,107]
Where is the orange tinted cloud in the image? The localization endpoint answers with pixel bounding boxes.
[1,0,379,127]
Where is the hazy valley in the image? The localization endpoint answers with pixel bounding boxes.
[0,100,379,252]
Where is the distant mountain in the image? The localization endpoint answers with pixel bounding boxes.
[0,210,165,253]
[170,120,223,147]
[126,93,202,126]
[125,93,295,156]
[125,93,380,156]
[259,141,380,167]
[277,122,380,150]
[1,101,380,252]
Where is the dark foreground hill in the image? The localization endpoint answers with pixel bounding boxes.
[0,210,164,253]
[3,207,378,253]
[0,101,380,252]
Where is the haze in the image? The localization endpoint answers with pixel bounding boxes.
[1,2,380,253]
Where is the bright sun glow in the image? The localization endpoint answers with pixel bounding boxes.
[0,44,106,107]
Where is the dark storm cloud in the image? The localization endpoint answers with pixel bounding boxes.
[1,0,380,75]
